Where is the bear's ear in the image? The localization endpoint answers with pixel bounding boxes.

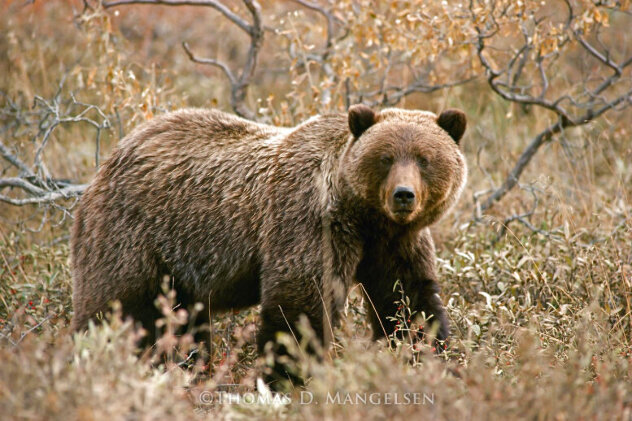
[437,109,467,144]
[348,104,377,139]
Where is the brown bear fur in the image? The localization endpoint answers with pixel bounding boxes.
[71,105,467,369]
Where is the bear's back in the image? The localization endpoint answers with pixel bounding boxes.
[71,109,289,301]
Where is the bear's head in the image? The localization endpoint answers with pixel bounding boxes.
[341,104,467,227]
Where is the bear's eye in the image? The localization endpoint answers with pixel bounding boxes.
[417,156,429,168]
[380,155,393,167]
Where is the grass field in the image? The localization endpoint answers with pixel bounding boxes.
[1,1,631,419]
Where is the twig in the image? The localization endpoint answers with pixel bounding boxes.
[182,42,236,85]
[492,184,561,242]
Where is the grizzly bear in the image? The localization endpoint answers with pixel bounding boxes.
[71,104,467,382]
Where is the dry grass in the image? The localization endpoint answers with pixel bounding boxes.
[1,1,631,420]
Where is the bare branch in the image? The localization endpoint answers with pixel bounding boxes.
[576,34,622,75]
[0,184,88,207]
[0,142,34,178]
[234,0,263,120]
[469,1,632,212]
[182,42,236,85]
[1,82,109,213]
[175,0,262,119]
[475,32,575,122]
[492,184,562,242]
[0,177,46,196]
[370,76,478,108]
[479,87,632,211]
[479,120,564,212]
[101,0,253,35]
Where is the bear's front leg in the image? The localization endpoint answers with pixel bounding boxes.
[402,278,450,346]
[358,229,450,351]
[255,217,362,390]
[363,277,450,349]
[256,265,330,391]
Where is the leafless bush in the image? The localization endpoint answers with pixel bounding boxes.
[0,79,109,229]
[469,0,632,213]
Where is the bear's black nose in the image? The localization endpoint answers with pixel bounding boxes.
[393,186,415,208]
